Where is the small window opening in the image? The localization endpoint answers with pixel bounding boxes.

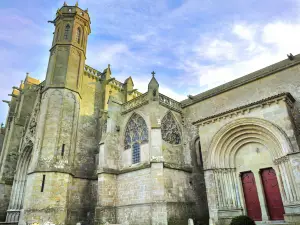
[64,24,70,40]
[41,175,46,192]
[76,28,81,44]
[56,28,60,42]
[61,144,65,157]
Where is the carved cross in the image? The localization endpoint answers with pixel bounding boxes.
[151,71,155,77]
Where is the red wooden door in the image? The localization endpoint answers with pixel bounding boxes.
[261,168,285,220]
[241,172,262,221]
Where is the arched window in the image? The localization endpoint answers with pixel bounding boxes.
[124,113,148,163]
[56,28,60,42]
[76,27,81,44]
[64,24,70,40]
[161,111,181,144]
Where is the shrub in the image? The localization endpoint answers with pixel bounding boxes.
[230,215,256,225]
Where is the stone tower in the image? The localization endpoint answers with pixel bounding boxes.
[19,3,91,224]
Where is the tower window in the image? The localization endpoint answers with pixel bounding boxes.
[56,28,60,42]
[76,27,81,44]
[61,144,65,157]
[64,24,70,40]
[41,175,46,192]
[132,142,140,164]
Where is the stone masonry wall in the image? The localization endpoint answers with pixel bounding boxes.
[68,178,98,225]
[0,183,12,221]
[22,172,72,225]
[117,168,152,206]
[164,168,196,225]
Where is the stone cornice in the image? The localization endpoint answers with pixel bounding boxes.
[181,54,300,107]
[192,92,295,126]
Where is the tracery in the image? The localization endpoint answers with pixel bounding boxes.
[161,111,181,144]
[124,113,148,150]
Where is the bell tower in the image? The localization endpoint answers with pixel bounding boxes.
[19,3,92,225]
[45,2,91,92]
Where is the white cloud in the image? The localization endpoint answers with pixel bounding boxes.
[233,23,256,41]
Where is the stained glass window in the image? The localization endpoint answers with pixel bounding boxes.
[132,142,140,164]
[64,24,70,40]
[124,113,148,150]
[161,111,181,144]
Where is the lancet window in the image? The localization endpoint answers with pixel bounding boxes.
[76,27,81,44]
[64,24,70,40]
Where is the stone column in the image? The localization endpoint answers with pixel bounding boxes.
[150,126,167,225]
[253,170,269,221]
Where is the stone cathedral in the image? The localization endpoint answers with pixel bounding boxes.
[0,3,300,225]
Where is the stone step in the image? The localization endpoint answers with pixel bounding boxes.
[256,221,292,225]
[0,223,18,225]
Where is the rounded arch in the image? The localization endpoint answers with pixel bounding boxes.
[207,117,293,169]
[191,135,203,167]
[76,27,81,44]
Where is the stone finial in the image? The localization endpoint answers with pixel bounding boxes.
[1,123,4,128]
[75,1,79,6]
[108,64,110,68]
[63,1,68,6]
[151,71,155,77]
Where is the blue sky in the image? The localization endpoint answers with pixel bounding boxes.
[1,0,300,124]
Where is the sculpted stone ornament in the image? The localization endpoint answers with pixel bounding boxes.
[161,111,181,144]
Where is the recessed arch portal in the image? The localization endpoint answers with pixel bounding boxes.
[6,144,33,223]
[207,117,293,169]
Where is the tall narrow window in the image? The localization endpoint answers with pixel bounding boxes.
[61,144,65,157]
[64,24,70,40]
[124,113,148,164]
[56,28,60,42]
[41,175,46,192]
[76,27,81,44]
[132,142,140,164]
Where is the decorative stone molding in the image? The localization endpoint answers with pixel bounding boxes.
[193,92,295,126]
[207,117,293,168]
[84,64,102,79]
[274,155,289,165]
[21,93,41,151]
[159,93,182,113]
[121,92,148,114]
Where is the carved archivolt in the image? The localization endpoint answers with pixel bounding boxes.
[207,117,293,169]
[161,111,181,145]
[124,113,148,149]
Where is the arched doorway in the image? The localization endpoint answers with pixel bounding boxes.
[206,118,297,223]
[6,145,32,222]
